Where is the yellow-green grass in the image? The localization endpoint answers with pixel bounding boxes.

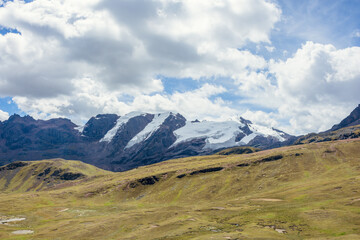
[0,159,111,192]
[216,146,260,155]
[0,139,359,239]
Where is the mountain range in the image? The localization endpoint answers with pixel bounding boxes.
[1,104,359,171]
[0,112,295,171]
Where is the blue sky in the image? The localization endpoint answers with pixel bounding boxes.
[0,0,359,135]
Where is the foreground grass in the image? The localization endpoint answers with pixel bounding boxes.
[0,139,359,239]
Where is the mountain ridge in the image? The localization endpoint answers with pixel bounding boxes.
[330,104,360,131]
[0,111,293,171]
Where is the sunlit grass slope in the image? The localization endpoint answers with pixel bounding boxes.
[0,159,111,192]
[0,139,359,239]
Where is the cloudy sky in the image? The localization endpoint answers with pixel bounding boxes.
[0,0,359,135]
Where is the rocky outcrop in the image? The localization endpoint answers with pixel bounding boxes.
[82,114,119,141]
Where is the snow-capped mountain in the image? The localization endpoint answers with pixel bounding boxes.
[0,112,293,171]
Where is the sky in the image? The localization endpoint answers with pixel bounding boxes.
[0,0,359,135]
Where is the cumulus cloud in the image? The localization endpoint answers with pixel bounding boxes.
[0,0,280,122]
[0,0,280,95]
[13,81,235,124]
[0,109,9,121]
[1,0,358,136]
[237,42,360,135]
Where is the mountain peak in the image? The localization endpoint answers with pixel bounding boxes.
[330,104,360,131]
[239,117,252,125]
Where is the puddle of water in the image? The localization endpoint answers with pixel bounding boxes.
[252,198,283,202]
[12,230,34,235]
[212,207,225,210]
[275,228,287,234]
[0,218,26,225]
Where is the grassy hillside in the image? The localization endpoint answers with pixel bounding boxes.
[216,146,260,155]
[0,139,359,239]
[0,159,111,192]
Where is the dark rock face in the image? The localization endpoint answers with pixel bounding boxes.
[0,113,191,172]
[0,115,86,166]
[248,135,282,149]
[330,104,360,131]
[83,114,119,141]
[239,117,253,135]
[106,114,154,158]
[109,113,187,171]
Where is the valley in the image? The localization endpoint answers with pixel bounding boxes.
[0,139,359,239]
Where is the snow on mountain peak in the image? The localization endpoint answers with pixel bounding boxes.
[100,111,147,142]
[171,117,286,150]
[98,111,287,151]
[74,125,84,134]
[125,112,172,149]
[172,120,243,150]
[248,123,286,142]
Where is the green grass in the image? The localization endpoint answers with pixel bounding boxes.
[0,139,359,239]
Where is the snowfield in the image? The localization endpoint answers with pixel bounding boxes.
[99,112,287,150]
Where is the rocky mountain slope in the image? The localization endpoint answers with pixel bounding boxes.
[330,104,360,131]
[0,139,359,239]
[295,104,360,144]
[0,112,293,171]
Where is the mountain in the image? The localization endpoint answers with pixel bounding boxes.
[0,139,359,239]
[330,104,360,131]
[0,112,293,171]
[295,104,360,144]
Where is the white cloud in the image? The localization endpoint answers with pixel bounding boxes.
[0,109,9,121]
[0,0,280,95]
[265,46,275,52]
[353,30,360,38]
[236,41,360,135]
[0,0,281,125]
[13,82,236,124]
[270,41,360,104]
[2,1,358,136]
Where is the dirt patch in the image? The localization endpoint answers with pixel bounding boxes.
[347,198,360,205]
